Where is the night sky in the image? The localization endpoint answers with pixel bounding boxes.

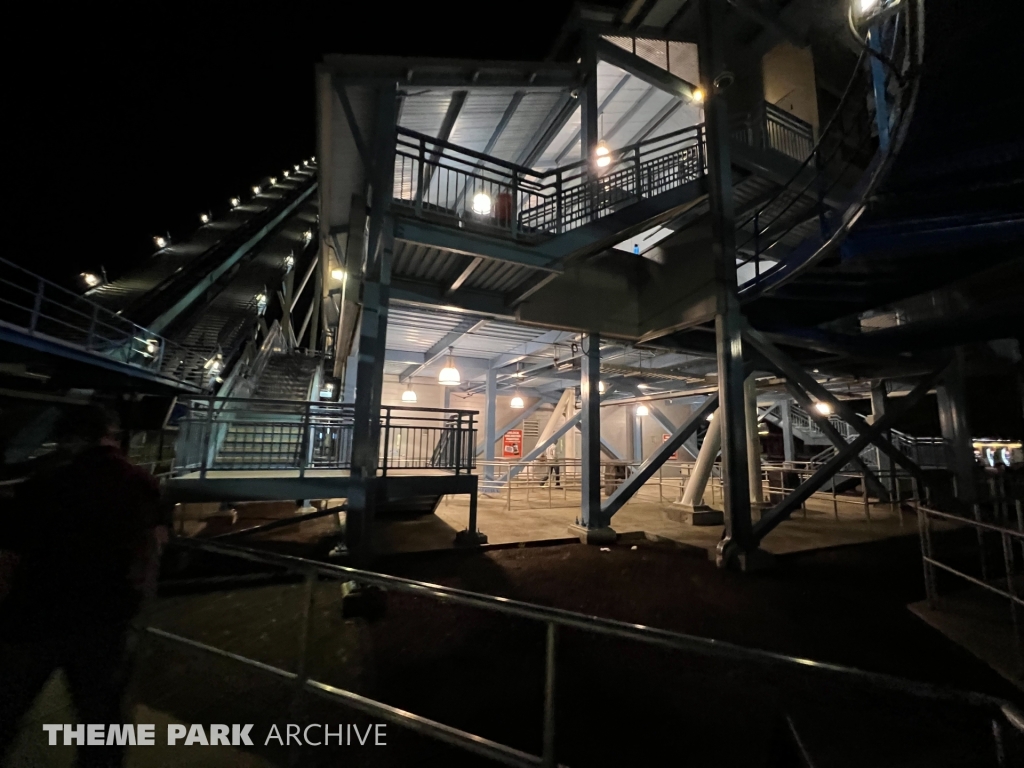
[14,1,582,286]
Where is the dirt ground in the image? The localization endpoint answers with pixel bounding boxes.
[118,529,1024,768]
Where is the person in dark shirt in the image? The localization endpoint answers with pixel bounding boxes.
[0,404,168,767]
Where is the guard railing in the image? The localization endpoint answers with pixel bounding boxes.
[171,398,477,477]
[0,257,208,391]
[393,124,705,239]
[145,536,1024,767]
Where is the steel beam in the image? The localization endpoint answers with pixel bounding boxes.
[577,34,602,168]
[783,380,890,501]
[580,333,603,527]
[398,317,488,382]
[744,328,925,482]
[417,91,467,205]
[475,397,550,457]
[556,72,630,165]
[700,0,753,562]
[870,382,893,493]
[937,348,975,501]
[594,37,701,101]
[604,394,719,518]
[753,371,942,542]
[745,375,764,505]
[484,366,497,484]
[781,397,795,464]
[679,410,721,510]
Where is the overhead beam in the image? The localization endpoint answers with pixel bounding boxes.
[594,37,700,101]
[447,257,484,295]
[398,317,488,382]
[321,56,583,91]
[603,84,660,144]
[516,94,577,168]
[554,72,632,165]
[624,98,683,145]
[417,91,467,205]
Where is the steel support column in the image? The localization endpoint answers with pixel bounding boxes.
[870,382,893,493]
[781,398,795,465]
[679,412,721,511]
[630,406,644,464]
[700,0,756,567]
[577,333,607,533]
[348,84,397,563]
[580,34,600,166]
[745,375,764,505]
[937,348,975,502]
[484,366,497,486]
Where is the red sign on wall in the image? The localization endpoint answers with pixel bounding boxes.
[503,429,523,458]
[662,434,678,460]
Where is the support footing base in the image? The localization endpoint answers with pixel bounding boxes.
[454,529,488,547]
[568,524,617,545]
[667,505,724,526]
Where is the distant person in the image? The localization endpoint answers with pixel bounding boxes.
[0,404,168,768]
[540,442,560,488]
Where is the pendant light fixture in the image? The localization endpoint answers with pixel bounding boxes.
[438,347,461,386]
[510,362,524,408]
[636,403,649,417]
[401,383,417,403]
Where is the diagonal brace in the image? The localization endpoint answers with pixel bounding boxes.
[744,328,925,481]
[602,394,719,519]
[753,370,943,542]
[783,380,890,502]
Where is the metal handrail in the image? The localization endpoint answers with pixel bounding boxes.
[172,399,478,476]
[394,123,705,238]
[0,257,208,391]
[736,4,919,291]
[147,536,1023,768]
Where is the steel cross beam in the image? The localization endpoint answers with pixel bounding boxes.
[782,380,890,502]
[475,396,552,457]
[554,72,632,165]
[752,370,942,542]
[398,318,488,382]
[745,328,926,481]
[602,393,719,518]
[416,91,467,206]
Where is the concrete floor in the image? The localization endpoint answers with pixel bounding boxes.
[392,485,922,560]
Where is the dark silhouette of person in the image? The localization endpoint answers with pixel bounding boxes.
[0,404,168,767]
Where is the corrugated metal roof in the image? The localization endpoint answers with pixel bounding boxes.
[488,92,564,163]
[449,92,516,152]
[399,92,453,136]
[462,259,536,294]
[386,306,465,352]
[392,240,462,284]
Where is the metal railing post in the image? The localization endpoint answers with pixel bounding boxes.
[555,170,563,234]
[511,171,519,237]
[1000,531,1022,666]
[454,412,462,475]
[29,278,44,332]
[863,473,871,522]
[973,503,990,582]
[541,622,557,768]
[381,407,392,477]
[289,570,316,767]
[299,402,312,478]
[417,137,426,213]
[86,304,98,350]
[633,145,642,201]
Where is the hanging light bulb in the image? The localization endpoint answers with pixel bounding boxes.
[636,403,649,417]
[153,235,168,249]
[401,383,417,403]
[81,272,101,288]
[691,88,704,103]
[511,391,525,409]
[815,402,833,416]
[438,347,461,386]
[471,191,492,215]
[598,380,606,394]
[269,176,277,185]
[594,142,611,168]
[199,212,210,224]
[230,196,241,207]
